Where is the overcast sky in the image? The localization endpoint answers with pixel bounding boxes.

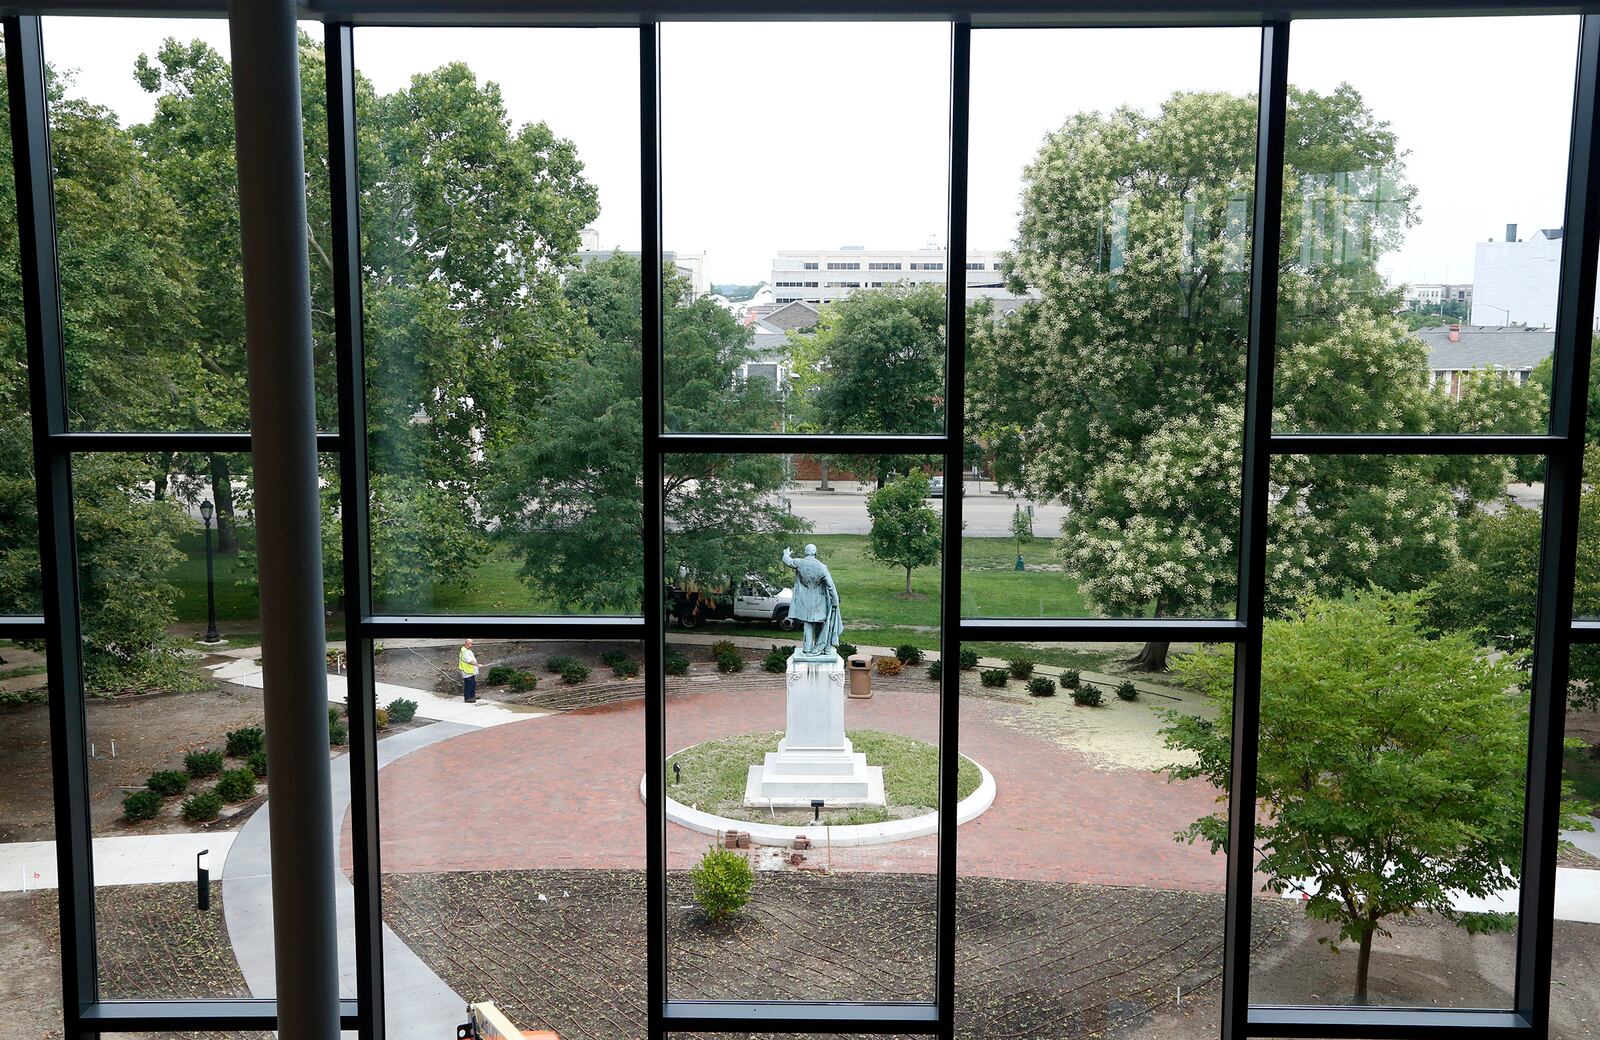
[42,14,1582,287]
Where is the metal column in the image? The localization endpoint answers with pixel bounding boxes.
[229,3,340,1038]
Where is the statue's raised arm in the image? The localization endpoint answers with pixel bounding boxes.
[781,546,796,569]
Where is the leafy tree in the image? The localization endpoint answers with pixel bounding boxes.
[360,61,598,608]
[968,87,1536,672]
[1161,589,1574,1002]
[489,254,802,611]
[866,470,941,595]
[787,283,944,485]
[1429,452,1600,711]
[1010,504,1033,565]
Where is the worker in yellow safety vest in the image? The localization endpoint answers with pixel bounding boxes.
[458,638,479,704]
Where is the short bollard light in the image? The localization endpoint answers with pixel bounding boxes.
[811,798,824,823]
[672,762,681,785]
[197,848,211,911]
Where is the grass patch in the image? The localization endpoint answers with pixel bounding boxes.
[666,729,980,826]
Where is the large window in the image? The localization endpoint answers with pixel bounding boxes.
[8,7,1600,1040]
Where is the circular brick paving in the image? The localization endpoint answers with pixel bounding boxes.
[346,680,1227,890]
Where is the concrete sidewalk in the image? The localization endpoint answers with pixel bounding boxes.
[208,655,541,729]
[0,832,236,892]
[224,721,479,1038]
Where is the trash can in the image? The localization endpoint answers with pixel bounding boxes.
[847,653,873,699]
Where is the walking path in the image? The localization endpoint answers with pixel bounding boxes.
[224,720,477,1039]
[0,832,234,892]
[207,647,540,730]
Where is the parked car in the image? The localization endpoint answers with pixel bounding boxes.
[665,575,796,629]
[928,476,965,498]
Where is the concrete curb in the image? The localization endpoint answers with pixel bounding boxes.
[645,755,995,848]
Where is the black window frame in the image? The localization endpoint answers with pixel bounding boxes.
[8,4,1598,1040]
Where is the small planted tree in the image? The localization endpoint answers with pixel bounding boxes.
[1011,505,1034,567]
[690,845,753,923]
[1160,589,1574,1002]
[866,471,941,596]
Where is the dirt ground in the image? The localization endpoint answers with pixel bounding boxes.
[383,868,1600,1040]
[2,885,266,1040]
[0,678,273,841]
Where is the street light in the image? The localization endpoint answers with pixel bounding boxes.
[199,499,221,644]
[1478,302,1511,326]
[196,848,211,911]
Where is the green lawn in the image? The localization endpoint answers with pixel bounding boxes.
[665,729,980,826]
[165,525,1107,654]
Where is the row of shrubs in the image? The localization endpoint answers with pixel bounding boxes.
[328,697,417,748]
[124,725,268,824]
[976,666,1139,705]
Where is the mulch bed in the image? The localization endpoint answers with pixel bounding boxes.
[381,868,1298,1040]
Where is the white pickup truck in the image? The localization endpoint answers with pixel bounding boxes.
[666,575,796,630]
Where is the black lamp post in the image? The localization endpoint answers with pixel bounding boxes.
[199,499,221,644]
[196,848,211,911]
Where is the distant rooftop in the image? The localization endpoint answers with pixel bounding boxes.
[1414,325,1553,372]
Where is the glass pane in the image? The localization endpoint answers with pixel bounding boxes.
[956,639,1228,1036]
[1274,15,1578,435]
[355,28,641,615]
[0,657,61,1037]
[373,638,644,1036]
[0,20,37,617]
[75,452,347,1000]
[964,26,1259,620]
[1247,454,1544,1009]
[662,452,942,1001]
[661,22,950,435]
[42,17,335,433]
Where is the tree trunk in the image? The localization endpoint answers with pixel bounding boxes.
[818,460,831,492]
[905,566,913,596]
[209,453,239,554]
[1354,927,1375,1004]
[1124,640,1170,672]
[152,452,174,501]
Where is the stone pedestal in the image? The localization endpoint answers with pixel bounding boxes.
[743,654,885,808]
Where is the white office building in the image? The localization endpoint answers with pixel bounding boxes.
[578,226,709,300]
[771,245,1005,305]
[1470,223,1564,328]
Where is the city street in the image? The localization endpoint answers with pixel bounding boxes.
[783,480,1067,536]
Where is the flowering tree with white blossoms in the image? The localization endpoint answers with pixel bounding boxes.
[969,88,1539,670]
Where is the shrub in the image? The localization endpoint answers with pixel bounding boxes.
[895,644,924,665]
[708,640,738,660]
[486,664,517,686]
[386,698,417,723]
[375,707,391,730]
[762,645,794,673]
[1116,680,1140,701]
[599,648,630,668]
[122,789,162,822]
[690,845,753,923]
[612,658,641,679]
[836,641,857,657]
[146,770,189,797]
[215,767,257,803]
[1007,658,1036,680]
[246,750,268,779]
[546,655,576,674]
[1060,669,1081,689]
[1072,685,1104,707]
[979,668,1009,688]
[329,720,349,746]
[665,649,690,676]
[328,706,342,726]
[509,670,539,692]
[560,661,591,684]
[926,660,942,681]
[714,647,744,673]
[185,749,224,778]
[875,655,904,676]
[1028,676,1057,698]
[959,648,980,670]
[224,726,264,758]
[181,791,223,823]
